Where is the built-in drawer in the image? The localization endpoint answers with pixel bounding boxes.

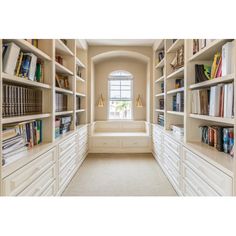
[78,126,88,137]
[183,147,233,196]
[18,165,56,196]
[164,135,181,156]
[78,136,88,148]
[41,180,56,196]
[164,156,180,190]
[164,147,180,172]
[59,158,76,188]
[182,180,198,196]
[2,147,56,196]
[122,138,149,148]
[92,138,121,148]
[59,146,77,172]
[183,163,219,196]
[59,135,76,156]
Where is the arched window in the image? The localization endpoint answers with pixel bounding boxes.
[108,70,133,119]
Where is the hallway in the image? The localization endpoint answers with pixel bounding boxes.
[63,153,177,196]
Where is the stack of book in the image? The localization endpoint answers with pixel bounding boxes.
[191,83,234,118]
[159,98,164,110]
[55,116,72,138]
[56,93,68,112]
[157,114,164,127]
[171,124,184,137]
[200,125,234,156]
[2,42,44,82]
[2,120,42,165]
[172,92,184,112]
[76,96,81,110]
[2,84,42,117]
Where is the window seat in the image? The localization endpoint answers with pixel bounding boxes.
[89,121,151,153]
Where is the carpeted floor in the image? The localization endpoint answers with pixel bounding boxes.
[63,153,177,196]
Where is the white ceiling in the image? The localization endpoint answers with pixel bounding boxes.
[86,39,155,46]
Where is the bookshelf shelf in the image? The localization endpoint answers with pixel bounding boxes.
[55,111,73,116]
[76,57,86,68]
[55,39,74,56]
[189,73,234,89]
[155,58,165,68]
[188,39,229,61]
[167,111,184,116]
[76,75,85,83]
[55,87,73,95]
[76,109,85,113]
[55,62,73,75]
[155,109,164,112]
[2,72,51,89]
[167,39,184,53]
[2,113,51,124]
[189,114,234,124]
[6,39,52,61]
[155,75,164,83]
[76,92,86,97]
[167,87,184,95]
[166,66,184,79]
[155,92,164,97]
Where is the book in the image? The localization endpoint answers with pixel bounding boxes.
[2,42,20,75]
[222,41,234,76]
[25,53,37,80]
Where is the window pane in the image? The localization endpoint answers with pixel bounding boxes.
[110,80,120,86]
[121,90,131,99]
[110,85,120,91]
[121,80,131,86]
[121,85,131,91]
[110,90,120,99]
[109,101,132,119]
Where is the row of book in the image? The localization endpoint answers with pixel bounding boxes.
[191,83,234,118]
[195,41,234,83]
[160,82,164,93]
[2,42,44,82]
[157,113,164,127]
[2,84,42,117]
[159,98,164,110]
[55,116,72,138]
[173,92,184,112]
[56,93,68,112]
[193,39,215,54]
[2,120,42,165]
[200,125,234,157]
[76,96,81,110]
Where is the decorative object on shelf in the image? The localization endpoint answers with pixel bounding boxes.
[55,74,70,89]
[175,78,184,89]
[97,94,105,107]
[136,94,143,108]
[76,66,82,77]
[56,55,63,65]
[170,45,184,70]
[158,50,165,62]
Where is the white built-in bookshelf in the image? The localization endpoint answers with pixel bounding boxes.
[153,39,236,190]
[0,39,88,194]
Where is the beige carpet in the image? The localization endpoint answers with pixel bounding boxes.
[63,153,177,196]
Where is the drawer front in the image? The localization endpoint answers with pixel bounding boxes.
[183,164,219,196]
[183,180,198,196]
[18,165,56,196]
[122,138,149,148]
[183,148,233,196]
[164,135,181,156]
[41,180,56,196]
[92,138,121,148]
[59,147,77,172]
[59,158,76,188]
[78,136,88,148]
[164,157,180,190]
[3,148,56,196]
[78,126,88,137]
[164,147,180,172]
[59,135,76,156]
